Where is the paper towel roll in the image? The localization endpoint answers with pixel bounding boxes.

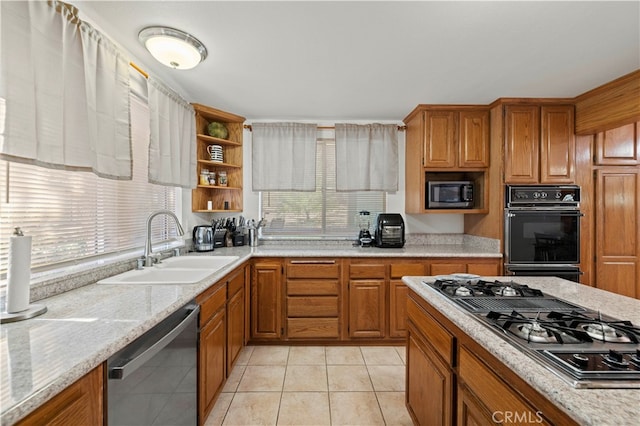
[6,234,32,313]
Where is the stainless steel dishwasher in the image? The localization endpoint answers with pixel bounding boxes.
[107,301,200,426]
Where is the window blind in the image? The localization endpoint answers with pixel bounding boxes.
[0,95,177,277]
[260,139,385,237]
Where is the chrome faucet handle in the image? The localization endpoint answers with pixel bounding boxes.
[173,247,181,257]
[136,258,145,270]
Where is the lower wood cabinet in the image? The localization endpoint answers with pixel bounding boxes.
[226,268,246,372]
[429,258,501,277]
[251,260,283,340]
[197,265,247,423]
[197,283,227,423]
[407,289,578,426]
[286,259,341,339]
[407,325,453,426]
[348,280,385,338]
[16,365,104,426]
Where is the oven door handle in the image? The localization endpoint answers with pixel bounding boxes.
[506,211,584,218]
[108,305,199,380]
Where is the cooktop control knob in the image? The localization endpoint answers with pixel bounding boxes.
[603,350,630,369]
[555,191,562,199]
[572,353,589,368]
[533,192,540,198]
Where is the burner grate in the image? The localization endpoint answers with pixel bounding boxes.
[458,297,584,313]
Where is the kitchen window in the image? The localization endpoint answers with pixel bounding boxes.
[0,94,179,278]
[260,138,385,238]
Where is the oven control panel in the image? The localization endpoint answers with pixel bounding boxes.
[506,185,580,207]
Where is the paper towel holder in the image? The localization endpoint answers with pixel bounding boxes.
[1,304,47,323]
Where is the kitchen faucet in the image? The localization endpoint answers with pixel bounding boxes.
[142,210,185,267]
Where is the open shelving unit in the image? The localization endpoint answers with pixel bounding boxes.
[192,103,246,213]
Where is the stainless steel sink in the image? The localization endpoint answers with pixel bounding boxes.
[97,255,239,285]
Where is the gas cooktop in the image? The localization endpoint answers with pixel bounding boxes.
[422,277,640,389]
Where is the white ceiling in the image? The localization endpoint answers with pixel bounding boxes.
[75,1,640,121]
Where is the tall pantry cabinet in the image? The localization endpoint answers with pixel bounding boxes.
[593,122,640,299]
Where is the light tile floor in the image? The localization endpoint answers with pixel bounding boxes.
[204,345,413,426]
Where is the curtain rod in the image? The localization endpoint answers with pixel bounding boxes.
[130,61,148,79]
[244,124,406,131]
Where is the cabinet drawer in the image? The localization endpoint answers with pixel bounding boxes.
[199,283,226,326]
[459,346,550,425]
[228,269,244,297]
[390,263,425,278]
[287,261,340,279]
[430,263,466,276]
[287,280,339,296]
[407,297,454,365]
[287,296,339,317]
[287,318,339,338]
[349,264,386,279]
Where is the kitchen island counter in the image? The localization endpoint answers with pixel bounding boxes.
[403,276,640,426]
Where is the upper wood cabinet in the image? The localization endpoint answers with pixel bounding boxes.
[595,121,640,165]
[504,104,575,184]
[423,109,489,169]
[192,103,245,213]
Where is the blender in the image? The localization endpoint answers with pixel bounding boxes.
[356,210,373,247]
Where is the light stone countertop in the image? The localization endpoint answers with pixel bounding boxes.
[403,276,640,426]
[0,241,500,425]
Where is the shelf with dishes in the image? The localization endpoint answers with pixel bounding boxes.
[192,103,245,213]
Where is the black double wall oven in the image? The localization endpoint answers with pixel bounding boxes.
[504,185,583,282]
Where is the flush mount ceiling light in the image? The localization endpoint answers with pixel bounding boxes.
[138,26,207,70]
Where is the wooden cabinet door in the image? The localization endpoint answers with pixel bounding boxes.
[595,169,639,298]
[466,260,501,276]
[457,383,496,426]
[406,329,453,426]
[227,288,244,373]
[348,280,385,338]
[251,262,282,339]
[17,365,104,426]
[389,280,408,338]
[424,110,457,168]
[505,105,540,183]
[595,122,640,165]
[540,105,575,183]
[459,110,489,168]
[199,308,226,421]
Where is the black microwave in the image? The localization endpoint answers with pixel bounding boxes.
[426,181,474,209]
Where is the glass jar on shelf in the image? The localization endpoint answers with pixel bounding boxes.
[199,169,210,185]
[218,170,228,187]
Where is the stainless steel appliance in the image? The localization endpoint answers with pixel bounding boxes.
[426,181,474,209]
[374,213,405,248]
[424,277,640,388]
[107,302,200,425]
[505,185,582,282]
[193,225,214,251]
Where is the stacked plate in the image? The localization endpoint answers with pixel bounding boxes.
[207,145,223,163]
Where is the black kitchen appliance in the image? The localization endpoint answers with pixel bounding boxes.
[192,225,214,252]
[423,277,640,388]
[504,185,583,281]
[426,181,474,209]
[374,213,405,248]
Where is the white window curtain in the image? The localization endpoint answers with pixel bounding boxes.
[335,123,399,192]
[147,77,196,188]
[0,1,132,180]
[252,122,317,191]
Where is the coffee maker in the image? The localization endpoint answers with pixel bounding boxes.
[356,210,373,247]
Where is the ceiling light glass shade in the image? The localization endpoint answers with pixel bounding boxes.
[138,27,207,70]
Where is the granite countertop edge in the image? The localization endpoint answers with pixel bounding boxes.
[1,243,500,425]
[402,276,640,426]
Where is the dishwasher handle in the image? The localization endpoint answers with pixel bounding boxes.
[108,305,199,380]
